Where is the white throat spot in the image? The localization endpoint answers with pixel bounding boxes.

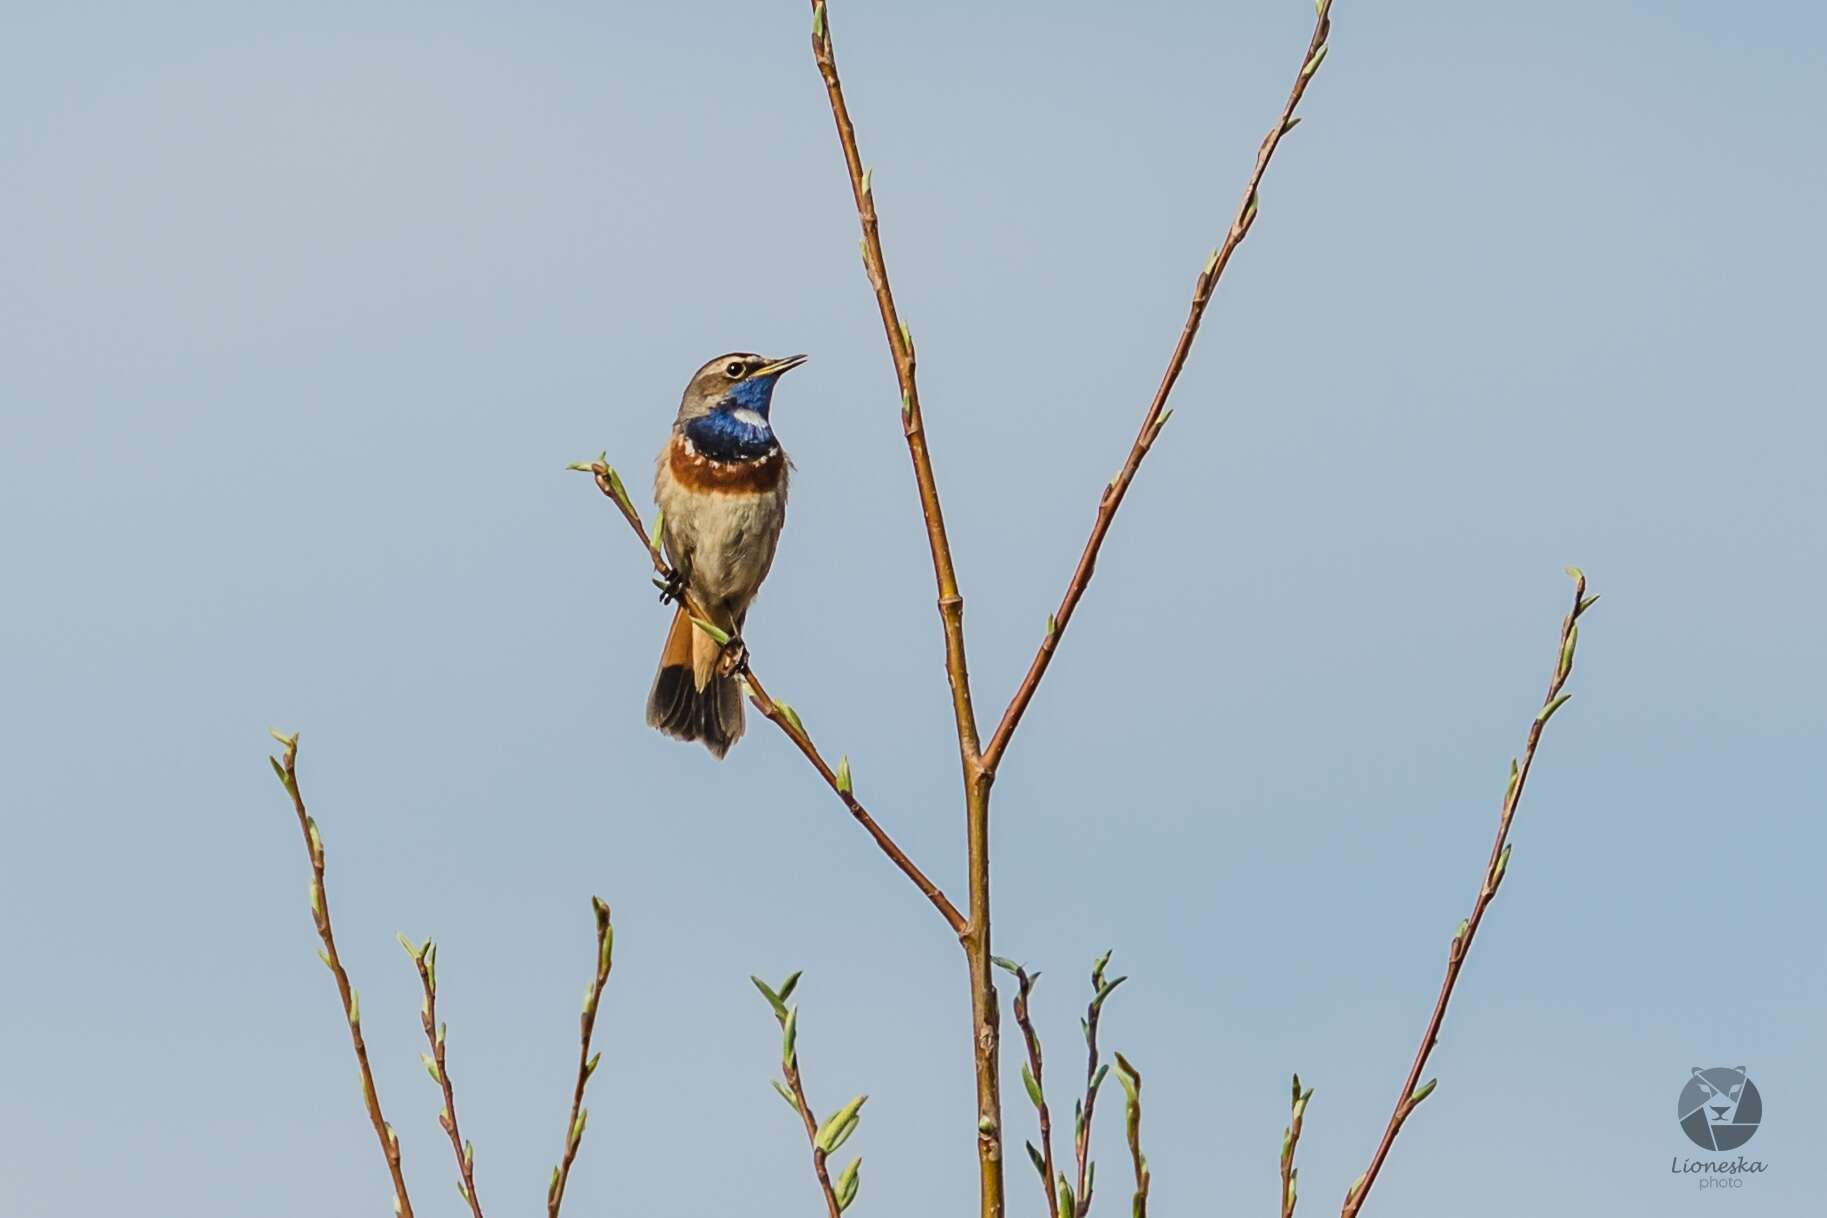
[730,408,769,430]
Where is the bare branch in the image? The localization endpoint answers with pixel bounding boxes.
[804,0,984,767]
[799,9,1006,1212]
[1339,571,1596,1217]
[547,898,614,1218]
[401,936,485,1218]
[579,461,966,936]
[981,0,1339,772]
[267,733,416,1218]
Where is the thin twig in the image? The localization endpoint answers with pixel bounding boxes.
[267,732,416,1218]
[1113,1054,1150,1218]
[401,936,485,1218]
[1007,964,1060,1218]
[1073,954,1126,1215]
[804,0,983,767]
[981,0,1338,773]
[1339,571,1596,1217]
[756,974,859,1217]
[1280,1074,1314,1218]
[785,1044,845,1218]
[579,460,966,936]
[547,898,614,1218]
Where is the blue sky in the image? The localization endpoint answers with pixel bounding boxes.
[2,2,1822,1215]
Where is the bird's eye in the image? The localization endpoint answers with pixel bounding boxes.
[724,360,746,378]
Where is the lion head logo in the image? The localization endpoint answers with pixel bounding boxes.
[1678,1067,1762,1151]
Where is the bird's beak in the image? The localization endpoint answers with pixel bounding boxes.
[754,353,809,378]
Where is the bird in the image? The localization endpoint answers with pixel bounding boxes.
[647,351,807,757]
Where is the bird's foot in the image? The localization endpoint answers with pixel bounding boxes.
[716,637,749,679]
[656,569,687,605]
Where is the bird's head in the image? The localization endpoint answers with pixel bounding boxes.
[676,352,809,427]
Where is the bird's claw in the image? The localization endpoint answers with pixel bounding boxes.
[716,638,749,679]
[657,569,687,605]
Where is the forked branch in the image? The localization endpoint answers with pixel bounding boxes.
[982,0,1339,772]
[1339,570,1597,1216]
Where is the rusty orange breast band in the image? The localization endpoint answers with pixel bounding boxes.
[668,432,787,495]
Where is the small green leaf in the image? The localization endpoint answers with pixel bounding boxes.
[1114,1052,1140,1108]
[825,1112,862,1154]
[689,617,731,646]
[811,2,826,42]
[396,932,420,958]
[1022,1063,1044,1109]
[776,971,803,1003]
[1491,843,1512,888]
[1203,247,1220,276]
[751,975,787,1021]
[1563,565,1584,582]
[316,948,333,971]
[1283,114,1304,134]
[549,1165,561,1199]
[1536,692,1572,724]
[835,755,853,795]
[991,955,1020,974]
[347,988,360,1026]
[463,1139,474,1169]
[1301,43,1329,79]
[1026,1140,1046,1180]
[775,700,806,738]
[772,1078,800,1111]
[421,1053,440,1084]
[835,1157,861,1211]
[816,1095,870,1153]
[1091,949,1113,988]
[1057,1174,1075,1218]
[862,166,874,196]
[571,1108,589,1144]
[1578,593,1601,615]
[898,321,913,354]
[782,1005,799,1067]
[1045,612,1057,636]
[1409,1077,1438,1107]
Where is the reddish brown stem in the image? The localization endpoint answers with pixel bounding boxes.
[583,464,966,936]
[547,898,614,1218]
[268,735,416,1218]
[1340,572,1594,1217]
[1011,967,1060,1218]
[784,1053,844,1218]
[408,940,485,1218]
[981,1,1337,774]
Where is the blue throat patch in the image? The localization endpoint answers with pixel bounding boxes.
[684,375,781,462]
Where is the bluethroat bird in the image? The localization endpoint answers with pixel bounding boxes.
[647,351,807,757]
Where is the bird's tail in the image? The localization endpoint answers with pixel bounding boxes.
[646,605,744,758]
